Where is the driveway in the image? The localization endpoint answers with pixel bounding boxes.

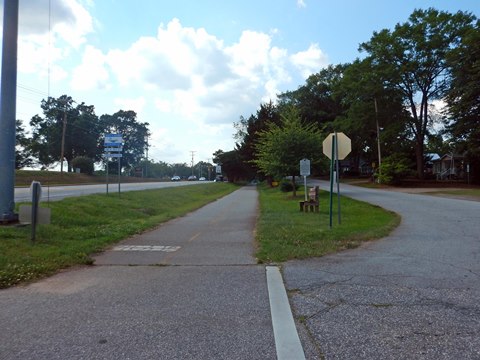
[285,180,480,359]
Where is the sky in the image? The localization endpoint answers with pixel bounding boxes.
[3,0,480,166]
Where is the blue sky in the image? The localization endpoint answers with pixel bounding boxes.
[5,0,480,166]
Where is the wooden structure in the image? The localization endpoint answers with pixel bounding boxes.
[299,186,319,213]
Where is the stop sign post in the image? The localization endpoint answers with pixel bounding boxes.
[322,132,351,160]
[322,132,351,228]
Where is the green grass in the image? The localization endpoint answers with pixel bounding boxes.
[0,183,238,288]
[255,184,400,263]
[1,181,401,289]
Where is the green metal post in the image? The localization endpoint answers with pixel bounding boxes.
[329,134,336,229]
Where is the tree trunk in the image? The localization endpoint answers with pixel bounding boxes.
[415,138,424,180]
[292,175,297,197]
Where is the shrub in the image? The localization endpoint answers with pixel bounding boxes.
[280,181,300,192]
[71,156,94,175]
[376,154,414,184]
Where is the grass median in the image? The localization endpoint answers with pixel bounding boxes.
[255,184,400,263]
[1,181,400,289]
[0,183,238,289]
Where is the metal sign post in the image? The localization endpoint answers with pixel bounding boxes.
[329,135,336,229]
[118,157,121,196]
[322,132,351,229]
[104,134,123,196]
[30,181,42,242]
[300,159,311,202]
[335,132,341,224]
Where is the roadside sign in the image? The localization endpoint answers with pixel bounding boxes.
[216,165,222,174]
[104,147,122,152]
[104,134,123,147]
[322,132,351,229]
[300,159,310,176]
[300,159,311,202]
[105,153,123,158]
[322,132,351,160]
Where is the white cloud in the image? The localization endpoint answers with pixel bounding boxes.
[16,9,332,163]
[113,97,147,115]
[17,0,94,78]
[297,0,307,8]
[82,19,299,128]
[71,45,110,90]
[290,43,329,78]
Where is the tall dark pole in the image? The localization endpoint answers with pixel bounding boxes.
[374,98,382,183]
[60,107,67,173]
[0,0,19,223]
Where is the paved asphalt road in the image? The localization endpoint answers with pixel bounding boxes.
[14,181,204,202]
[285,180,480,359]
[3,181,480,359]
[1,186,282,360]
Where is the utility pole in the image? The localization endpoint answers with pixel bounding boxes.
[145,135,149,178]
[0,0,19,223]
[374,98,382,183]
[190,150,196,176]
[60,104,67,173]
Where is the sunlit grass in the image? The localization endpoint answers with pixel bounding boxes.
[255,184,400,262]
[0,183,237,288]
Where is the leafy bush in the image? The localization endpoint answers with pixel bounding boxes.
[376,154,414,184]
[71,156,94,175]
[280,181,300,192]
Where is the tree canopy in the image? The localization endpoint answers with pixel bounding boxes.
[360,8,477,179]
[253,106,323,195]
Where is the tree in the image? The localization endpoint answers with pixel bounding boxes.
[360,8,476,179]
[446,21,480,183]
[278,64,346,129]
[213,149,249,182]
[234,101,281,178]
[332,58,410,173]
[71,156,94,175]
[30,95,102,171]
[253,106,323,196]
[99,110,150,172]
[15,120,34,169]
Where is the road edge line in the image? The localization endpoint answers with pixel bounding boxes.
[266,265,306,360]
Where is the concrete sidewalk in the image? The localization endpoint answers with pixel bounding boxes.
[0,187,287,360]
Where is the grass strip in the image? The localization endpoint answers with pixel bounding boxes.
[255,184,400,263]
[0,183,237,288]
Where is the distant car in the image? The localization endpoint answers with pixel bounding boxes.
[171,176,181,181]
[187,175,197,181]
[214,175,224,182]
[199,177,206,181]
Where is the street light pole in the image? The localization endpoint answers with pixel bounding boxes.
[374,98,382,183]
[60,106,67,173]
[0,0,19,223]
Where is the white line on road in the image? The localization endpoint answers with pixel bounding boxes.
[112,245,181,252]
[266,266,306,360]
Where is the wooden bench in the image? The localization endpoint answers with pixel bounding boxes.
[299,186,319,213]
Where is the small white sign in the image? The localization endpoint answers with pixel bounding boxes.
[104,147,123,152]
[105,153,123,158]
[300,159,310,176]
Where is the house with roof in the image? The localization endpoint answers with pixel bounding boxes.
[432,153,465,180]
